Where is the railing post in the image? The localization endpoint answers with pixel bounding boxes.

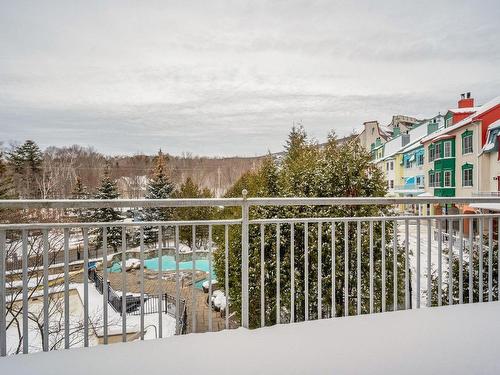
[241,190,250,328]
[0,230,6,357]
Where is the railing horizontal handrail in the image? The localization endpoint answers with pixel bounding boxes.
[0,219,242,230]
[248,196,500,205]
[249,213,500,224]
[1,213,497,231]
[0,198,244,209]
[2,196,500,209]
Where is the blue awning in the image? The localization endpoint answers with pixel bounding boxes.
[404,176,415,185]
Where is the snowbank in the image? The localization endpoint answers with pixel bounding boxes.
[4,302,500,374]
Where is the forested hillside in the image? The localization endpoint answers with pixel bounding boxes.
[0,142,262,199]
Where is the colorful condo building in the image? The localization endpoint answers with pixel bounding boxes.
[358,92,500,216]
[420,94,500,214]
[359,114,444,198]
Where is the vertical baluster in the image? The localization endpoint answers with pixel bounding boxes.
[192,225,196,333]
[393,220,397,311]
[317,222,322,319]
[438,219,442,306]
[276,223,281,324]
[488,217,493,302]
[64,228,70,349]
[356,221,361,315]
[260,223,265,327]
[369,220,374,314]
[157,226,163,338]
[468,219,473,303]
[416,219,420,308]
[102,227,108,344]
[290,223,295,323]
[427,219,431,308]
[0,230,6,357]
[176,225,182,333]
[344,221,349,317]
[448,219,453,305]
[224,225,229,330]
[241,194,249,328]
[22,229,28,354]
[479,218,483,303]
[404,219,409,310]
[305,222,309,321]
[42,229,49,351]
[331,222,336,318]
[139,227,145,340]
[121,227,127,342]
[83,228,89,347]
[382,220,386,313]
[459,218,463,304]
[207,225,212,332]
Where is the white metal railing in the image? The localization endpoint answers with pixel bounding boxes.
[472,191,500,197]
[1,195,500,357]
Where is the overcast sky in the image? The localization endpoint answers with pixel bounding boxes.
[1,0,499,156]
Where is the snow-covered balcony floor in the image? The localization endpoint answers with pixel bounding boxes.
[3,302,500,375]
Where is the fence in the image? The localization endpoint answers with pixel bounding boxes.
[1,195,500,357]
[89,266,187,332]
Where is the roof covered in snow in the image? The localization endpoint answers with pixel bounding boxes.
[373,116,443,162]
[447,107,480,114]
[421,96,500,144]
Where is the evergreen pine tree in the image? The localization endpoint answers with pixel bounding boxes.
[143,150,174,243]
[214,127,404,327]
[90,166,124,252]
[171,177,214,248]
[7,140,43,198]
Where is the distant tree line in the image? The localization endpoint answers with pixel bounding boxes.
[0,140,260,201]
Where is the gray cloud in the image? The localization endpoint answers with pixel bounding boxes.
[0,0,499,156]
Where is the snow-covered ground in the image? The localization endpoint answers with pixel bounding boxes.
[4,302,500,374]
[398,220,481,307]
[5,282,176,355]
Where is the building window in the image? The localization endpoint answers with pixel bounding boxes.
[462,131,473,154]
[435,144,441,159]
[444,141,452,158]
[390,161,394,170]
[386,162,390,171]
[463,168,473,187]
[462,163,474,187]
[429,172,435,187]
[446,117,452,127]
[429,145,435,162]
[417,153,424,166]
[390,180,394,189]
[435,172,441,187]
[444,170,452,187]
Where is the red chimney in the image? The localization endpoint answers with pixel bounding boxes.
[458,92,474,108]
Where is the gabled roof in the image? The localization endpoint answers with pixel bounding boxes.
[378,124,392,140]
[421,96,500,144]
[481,119,500,153]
